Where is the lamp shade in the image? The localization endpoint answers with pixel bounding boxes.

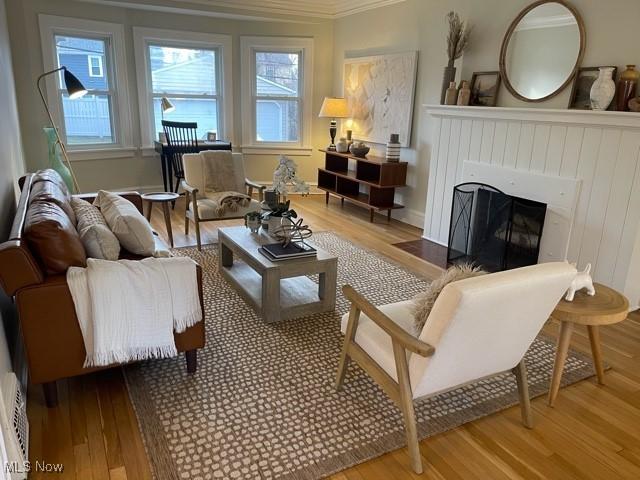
[161,96,176,113]
[63,69,88,99]
[318,97,350,118]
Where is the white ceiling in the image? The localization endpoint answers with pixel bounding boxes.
[79,0,407,20]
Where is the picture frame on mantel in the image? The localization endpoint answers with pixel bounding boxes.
[470,71,501,107]
[568,66,618,110]
[343,52,418,147]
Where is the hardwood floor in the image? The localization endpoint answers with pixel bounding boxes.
[27,194,640,479]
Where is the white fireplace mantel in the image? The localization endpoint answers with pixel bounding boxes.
[424,104,640,129]
[422,104,640,308]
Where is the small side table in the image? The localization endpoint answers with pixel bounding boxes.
[548,283,628,406]
[141,192,179,247]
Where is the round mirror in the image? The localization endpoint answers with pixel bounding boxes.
[500,0,585,102]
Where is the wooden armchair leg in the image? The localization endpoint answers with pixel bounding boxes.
[195,219,202,251]
[43,381,58,408]
[336,305,361,391]
[184,191,190,236]
[513,359,533,428]
[185,349,197,374]
[393,342,422,474]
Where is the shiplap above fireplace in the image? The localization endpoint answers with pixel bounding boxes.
[423,105,640,308]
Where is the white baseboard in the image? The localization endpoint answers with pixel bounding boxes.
[393,207,425,229]
[421,234,447,247]
[115,184,164,193]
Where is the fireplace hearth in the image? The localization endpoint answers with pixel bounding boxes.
[447,183,547,272]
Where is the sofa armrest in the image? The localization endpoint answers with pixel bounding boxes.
[0,240,44,296]
[75,191,144,214]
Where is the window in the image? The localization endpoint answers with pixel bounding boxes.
[241,37,314,155]
[88,55,103,77]
[148,45,219,140]
[134,28,233,148]
[38,15,133,156]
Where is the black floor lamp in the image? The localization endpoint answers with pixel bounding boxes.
[37,66,87,192]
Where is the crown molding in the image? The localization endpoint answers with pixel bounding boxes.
[75,0,407,20]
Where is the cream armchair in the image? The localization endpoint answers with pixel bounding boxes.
[336,262,577,474]
[181,152,265,249]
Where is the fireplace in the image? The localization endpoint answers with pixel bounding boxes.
[447,183,547,272]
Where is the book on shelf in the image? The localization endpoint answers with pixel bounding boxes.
[259,242,317,261]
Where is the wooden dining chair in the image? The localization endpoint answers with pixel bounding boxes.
[162,120,199,195]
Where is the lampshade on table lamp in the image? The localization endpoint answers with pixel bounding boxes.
[37,66,87,192]
[318,97,350,151]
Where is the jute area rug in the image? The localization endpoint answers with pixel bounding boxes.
[125,232,596,480]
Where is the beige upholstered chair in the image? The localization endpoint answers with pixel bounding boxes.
[181,152,265,249]
[336,262,577,474]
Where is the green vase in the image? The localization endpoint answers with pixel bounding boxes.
[43,127,75,193]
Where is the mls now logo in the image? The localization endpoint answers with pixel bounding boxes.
[5,461,64,473]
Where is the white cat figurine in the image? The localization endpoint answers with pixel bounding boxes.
[565,263,596,301]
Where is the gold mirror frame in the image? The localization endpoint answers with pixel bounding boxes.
[499,0,586,103]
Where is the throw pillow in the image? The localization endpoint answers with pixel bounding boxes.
[71,197,120,260]
[93,190,156,256]
[412,263,485,336]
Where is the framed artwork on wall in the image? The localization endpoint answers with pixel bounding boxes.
[343,52,418,147]
[568,66,618,110]
[470,71,501,107]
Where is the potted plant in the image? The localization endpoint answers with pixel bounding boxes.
[264,200,297,233]
[244,211,262,233]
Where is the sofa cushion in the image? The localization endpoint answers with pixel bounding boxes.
[93,190,156,256]
[71,197,120,261]
[24,201,87,275]
[29,178,76,225]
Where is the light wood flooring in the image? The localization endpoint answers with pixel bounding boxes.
[27,195,640,479]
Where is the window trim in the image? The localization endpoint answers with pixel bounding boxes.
[38,15,134,158]
[133,27,233,149]
[87,55,103,77]
[240,36,314,156]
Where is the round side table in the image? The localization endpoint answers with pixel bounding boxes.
[548,283,628,406]
[141,192,179,247]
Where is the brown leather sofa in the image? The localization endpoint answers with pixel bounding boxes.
[0,170,205,407]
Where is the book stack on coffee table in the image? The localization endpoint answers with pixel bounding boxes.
[259,242,317,262]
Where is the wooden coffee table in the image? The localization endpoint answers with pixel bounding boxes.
[547,283,629,406]
[141,192,179,247]
[218,226,338,323]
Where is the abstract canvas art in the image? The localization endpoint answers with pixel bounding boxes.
[343,52,418,147]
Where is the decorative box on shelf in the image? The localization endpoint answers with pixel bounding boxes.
[317,149,408,222]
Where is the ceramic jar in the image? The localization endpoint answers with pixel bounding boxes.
[386,133,401,162]
[590,67,616,111]
[616,65,639,112]
[445,81,458,105]
[457,81,471,106]
[336,137,349,153]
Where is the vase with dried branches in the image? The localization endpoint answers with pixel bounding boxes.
[441,11,472,104]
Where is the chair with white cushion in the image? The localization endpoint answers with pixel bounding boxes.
[181,152,265,249]
[336,262,576,474]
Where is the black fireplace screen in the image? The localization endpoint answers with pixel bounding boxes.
[447,183,547,272]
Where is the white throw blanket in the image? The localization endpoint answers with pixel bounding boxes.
[67,257,202,367]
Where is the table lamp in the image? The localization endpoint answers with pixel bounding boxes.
[318,97,350,151]
[37,66,87,193]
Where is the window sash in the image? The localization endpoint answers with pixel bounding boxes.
[145,41,223,139]
[53,34,118,148]
[252,49,303,146]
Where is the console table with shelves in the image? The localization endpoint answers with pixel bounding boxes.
[317,149,408,222]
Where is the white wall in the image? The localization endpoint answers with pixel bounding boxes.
[333,0,640,228]
[6,0,334,192]
[0,0,27,466]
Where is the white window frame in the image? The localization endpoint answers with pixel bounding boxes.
[241,36,313,156]
[133,27,233,152]
[38,15,134,160]
[87,55,103,77]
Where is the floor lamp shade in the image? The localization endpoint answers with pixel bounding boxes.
[161,96,175,114]
[63,69,88,99]
[319,97,350,150]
